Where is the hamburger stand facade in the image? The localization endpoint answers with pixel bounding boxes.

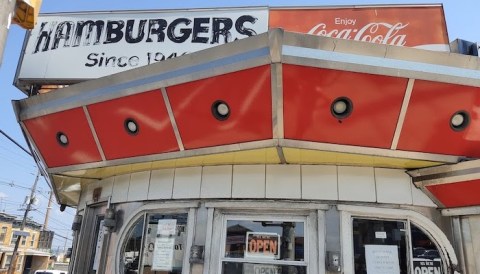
[11,4,480,274]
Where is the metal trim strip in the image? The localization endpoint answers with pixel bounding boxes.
[412,168,480,185]
[271,63,284,139]
[282,45,480,87]
[47,139,279,173]
[83,106,106,161]
[161,87,184,151]
[391,79,414,150]
[442,206,480,216]
[279,139,459,163]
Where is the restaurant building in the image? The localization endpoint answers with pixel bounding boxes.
[10,5,480,274]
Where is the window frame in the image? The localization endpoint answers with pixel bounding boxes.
[0,227,7,242]
[115,202,197,274]
[208,201,325,274]
[220,214,309,268]
[338,205,458,274]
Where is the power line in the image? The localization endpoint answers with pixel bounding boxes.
[0,143,35,161]
[0,180,49,194]
[31,209,72,230]
[0,130,32,157]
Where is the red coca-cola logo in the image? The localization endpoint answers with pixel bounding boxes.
[307,21,409,46]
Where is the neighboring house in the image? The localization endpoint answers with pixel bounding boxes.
[0,213,53,274]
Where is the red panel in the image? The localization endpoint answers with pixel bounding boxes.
[167,66,272,149]
[87,90,179,160]
[427,180,480,208]
[397,80,480,157]
[283,65,408,148]
[23,108,102,168]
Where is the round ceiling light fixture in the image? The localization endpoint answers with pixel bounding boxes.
[212,100,230,121]
[450,110,470,131]
[56,132,69,147]
[331,97,353,119]
[124,118,139,135]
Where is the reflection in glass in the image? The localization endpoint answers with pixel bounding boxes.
[222,262,306,274]
[122,218,144,274]
[120,213,188,274]
[411,224,443,274]
[225,220,304,261]
[141,214,187,274]
[352,219,407,274]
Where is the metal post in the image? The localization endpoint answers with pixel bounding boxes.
[8,170,40,274]
[0,0,16,68]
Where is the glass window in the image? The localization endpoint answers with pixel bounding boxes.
[0,227,7,242]
[30,234,36,247]
[123,219,144,274]
[411,224,443,274]
[121,213,188,274]
[352,218,444,274]
[10,234,17,245]
[221,218,307,274]
[352,219,407,274]
[16,255,23,270]
[4,255,11,268]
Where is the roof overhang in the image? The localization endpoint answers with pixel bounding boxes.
[13,29,480,207]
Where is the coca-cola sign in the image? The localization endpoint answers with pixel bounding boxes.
[308,22,409,46]
[270,5,449,51]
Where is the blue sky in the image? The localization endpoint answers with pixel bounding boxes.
[0,0,478,252]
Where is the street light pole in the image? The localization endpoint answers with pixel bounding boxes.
[8,170,40,274]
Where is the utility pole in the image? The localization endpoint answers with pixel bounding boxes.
[43,191,53,230]
[0,0,16,68]
[8,170,40,274]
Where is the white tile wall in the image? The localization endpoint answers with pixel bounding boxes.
[201,166,232,198]
[411,185,437,207]
[375,168,413,205]
[338,166,376,202]
[172,167,202,199]
[232,165,266,198]
[148,169,175,200]
[111,174,131,203]
[266,165,301,199]
[128,171,151,202]
[78,164,438,208]
[302,165,338,200]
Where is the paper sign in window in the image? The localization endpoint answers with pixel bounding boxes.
[365,245,400,274]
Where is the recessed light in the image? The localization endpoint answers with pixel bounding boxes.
[124,118,139,135]
[450,111,469,131]
[212,100,230,121]
[56,132,69,147]
[331,97,353,119]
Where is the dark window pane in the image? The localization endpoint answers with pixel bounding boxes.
[411,224,443,274]
[222,262,306,274]
[122,218,144,274]
[225,220,304,261]
[352,219,407,274]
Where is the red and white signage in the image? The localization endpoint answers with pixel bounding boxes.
[245,232,280,259]
[270,5,449,51]
[15,5,449,84]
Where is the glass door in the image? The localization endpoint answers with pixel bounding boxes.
[351,218,445,274]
